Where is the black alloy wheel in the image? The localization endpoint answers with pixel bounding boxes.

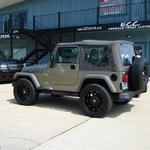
[18,84,30,101]
[14,78,39,105]
[84,90,104,112]
[80,84,113,118]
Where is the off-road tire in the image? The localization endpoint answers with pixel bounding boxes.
[80,84,113,118]
[14,78,39,105]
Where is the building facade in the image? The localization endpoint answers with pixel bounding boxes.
[0,0,150,63]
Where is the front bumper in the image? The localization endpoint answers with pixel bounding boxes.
[0,72,16,83]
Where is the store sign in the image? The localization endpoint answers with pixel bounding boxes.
[120,21,140,28]
[77,21,150,32]
[0,30,19,39]
[77,26,102,31]
[0,34,10,39]
[99,0,125,15]
[108,21,150,30]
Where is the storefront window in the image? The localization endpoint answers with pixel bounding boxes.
[0,16,3,34]
[0,50,10,60]
[99,0,126,16]
[3,15,10,33]
[13,48,27,60]
[12,11,27,28]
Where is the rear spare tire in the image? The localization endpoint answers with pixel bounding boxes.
[129,57,149,91]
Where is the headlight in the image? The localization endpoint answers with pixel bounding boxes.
[0,64,8,71]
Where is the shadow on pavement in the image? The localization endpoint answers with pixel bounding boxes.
[37,94,83,115]
[7,94,83,116]
[107,103,135,118]
[7,94,135,118]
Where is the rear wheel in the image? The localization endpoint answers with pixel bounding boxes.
[80,84,113,118]
[14,78,39,105]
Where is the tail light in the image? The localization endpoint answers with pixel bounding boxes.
[122,75,128,82]
[121,74,128,90]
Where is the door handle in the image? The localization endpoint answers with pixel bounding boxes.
[70,64,76,70]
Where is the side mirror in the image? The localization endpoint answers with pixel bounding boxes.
[135,48,142,57]
[50,55,55,67]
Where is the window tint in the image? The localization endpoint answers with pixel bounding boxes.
[56,47,79,64]
[84,46,110,67]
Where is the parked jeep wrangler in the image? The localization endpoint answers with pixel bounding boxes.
[13,40,149,117]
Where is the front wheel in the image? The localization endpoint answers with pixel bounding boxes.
[14,78,39,105]
[80,84,113,118]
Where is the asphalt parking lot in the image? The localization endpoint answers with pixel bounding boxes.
[0,83,150,150]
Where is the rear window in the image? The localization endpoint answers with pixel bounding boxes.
[120,43,135,66]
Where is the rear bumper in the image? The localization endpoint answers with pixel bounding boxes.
[118,90,144,102]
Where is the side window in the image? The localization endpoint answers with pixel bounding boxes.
[55,47,79,64]
[12,11,27,28]
[84,46,110,67]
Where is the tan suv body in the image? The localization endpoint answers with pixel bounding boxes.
[13,40,149,117]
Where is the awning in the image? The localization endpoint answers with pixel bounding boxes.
[0,0,25,9]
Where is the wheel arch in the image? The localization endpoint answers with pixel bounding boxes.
[15,73,40,89]
[79,78,116,94]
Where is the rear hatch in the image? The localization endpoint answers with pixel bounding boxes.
[120,43,136,91]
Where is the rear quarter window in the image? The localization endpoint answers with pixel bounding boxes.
[120,43,135,66]
[80,45,112,71]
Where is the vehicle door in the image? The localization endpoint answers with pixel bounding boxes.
[51,46,80,85]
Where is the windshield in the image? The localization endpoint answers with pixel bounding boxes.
[120,43,135,66]
[0,51,10,60]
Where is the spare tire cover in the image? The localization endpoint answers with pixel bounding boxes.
[129,57,149,90]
